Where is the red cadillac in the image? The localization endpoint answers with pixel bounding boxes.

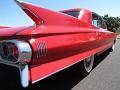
[0,0,116,88]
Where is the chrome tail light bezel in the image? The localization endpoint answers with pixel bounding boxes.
[0,39,32,87]
[0,39,32,64]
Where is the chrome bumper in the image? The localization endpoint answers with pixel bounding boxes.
[0,61,29,88]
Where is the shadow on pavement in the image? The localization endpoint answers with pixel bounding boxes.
[93,50,110,69]
[0,50,110,90]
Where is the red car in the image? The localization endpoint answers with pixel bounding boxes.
[0,0,116,88]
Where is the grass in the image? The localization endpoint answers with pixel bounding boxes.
[117,37,120,39]
[116,32,120,35]
[116,29,120,35]
[116,31,120,39]
[117,35,120,40]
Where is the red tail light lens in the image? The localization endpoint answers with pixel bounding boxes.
[2,44,9,57]
[0,40,32,63]
[0,42,19,62]
[13,45,19,60]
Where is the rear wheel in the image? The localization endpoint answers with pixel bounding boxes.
[108,45,115,52]
[76,55,94,77]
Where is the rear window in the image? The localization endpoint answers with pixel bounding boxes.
[62,11,80,18]
[92,13,107,29]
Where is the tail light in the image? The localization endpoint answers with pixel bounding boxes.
[13,45,19,60]
[0,40,32,63]
[2,44,9,57]
[0,42,18,62]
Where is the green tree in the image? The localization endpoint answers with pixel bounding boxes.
[103,14,120,32]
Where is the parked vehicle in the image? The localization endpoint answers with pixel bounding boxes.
[0,0,116,88]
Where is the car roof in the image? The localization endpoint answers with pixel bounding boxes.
[60,8,92,24]
[59,8,91,13]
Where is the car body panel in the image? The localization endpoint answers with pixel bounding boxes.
[0,26,10,29]
[29,32,115,82]
[0,0,116,87]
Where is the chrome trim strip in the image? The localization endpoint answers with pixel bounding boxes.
[32,57,87,84]
[36,42,47,58]
[96,45,113,56]
[0,60,20,68]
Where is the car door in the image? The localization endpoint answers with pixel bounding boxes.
[92,13,110,46]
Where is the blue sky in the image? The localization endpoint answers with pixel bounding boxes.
[0,0,120,27]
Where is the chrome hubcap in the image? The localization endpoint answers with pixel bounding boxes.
[112,45,115,50]
[84,55,94,72]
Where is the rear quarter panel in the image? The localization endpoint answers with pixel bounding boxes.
[28,28,116,83]
[26,9,116,83]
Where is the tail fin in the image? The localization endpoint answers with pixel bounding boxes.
[15,0,44,25]
[15,0,66,26]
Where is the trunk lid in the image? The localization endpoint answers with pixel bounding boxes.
[0,26,35,38]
